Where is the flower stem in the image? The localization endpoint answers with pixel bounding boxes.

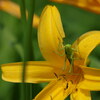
[19,0,27,100]
[19,0,35,100]
[23,0,36,99]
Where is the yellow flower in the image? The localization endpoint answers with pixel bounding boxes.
[50,0,100,14]
[1,5,100,100]
[0,0,39,28]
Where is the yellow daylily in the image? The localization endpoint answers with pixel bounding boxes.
[1,5,100,100]
[50,0,100,14]
[0,0,39,28]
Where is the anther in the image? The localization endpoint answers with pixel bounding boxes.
[54,73,58,78]
[64,83,68,90]
[75,88,78,92]
[70,80,73,84]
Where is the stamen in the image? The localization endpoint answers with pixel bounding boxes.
[70,80,73,84]
[64,83,68,90]
[75,88,78,92]
[54,72,58,78]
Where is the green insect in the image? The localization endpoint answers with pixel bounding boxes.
[63,44,76,73]
[57,43,76,73]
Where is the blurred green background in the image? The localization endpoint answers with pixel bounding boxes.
[0,0,100,100]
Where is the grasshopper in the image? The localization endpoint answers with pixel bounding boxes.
[63,44,75,73]
[56,43,77,73]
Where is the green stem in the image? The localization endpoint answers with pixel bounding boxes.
[19,0,35,100]
[23,0,35,100]
[19,0,27,100]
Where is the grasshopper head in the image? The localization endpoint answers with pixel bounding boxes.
[65,44,72,50]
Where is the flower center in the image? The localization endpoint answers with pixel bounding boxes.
[56,65,83,87]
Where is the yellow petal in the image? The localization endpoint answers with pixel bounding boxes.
[38,5,66,68]
[52,6,65,38]
[70,89,91,100]
[77,79,100,91]
[0,1,39,28]
[72,31,100,65]
[1,61,56,83]
[80,66,100,81]
[50,0,100,14]
[34,79,71,100]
